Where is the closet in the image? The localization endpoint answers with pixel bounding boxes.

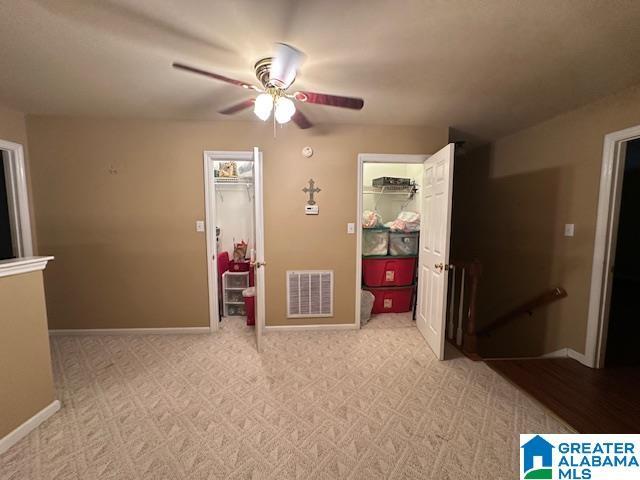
[212,159,256,325]
[361,162,422,326]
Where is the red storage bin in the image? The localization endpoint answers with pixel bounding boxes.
[362,257,416,287]
[229,260,254,286]
[243,291,255,326]
[229,260,250,272]
[366,286,414,314]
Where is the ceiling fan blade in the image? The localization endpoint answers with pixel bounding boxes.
[293,91,364,110]
[173,62,258,90]
[291,109,313,129]
[219,98,255,115]
[269,43,305,89]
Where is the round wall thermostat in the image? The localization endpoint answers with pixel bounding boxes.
[302,146,313,158]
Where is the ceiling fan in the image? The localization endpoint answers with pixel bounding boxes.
[173,43,364,129]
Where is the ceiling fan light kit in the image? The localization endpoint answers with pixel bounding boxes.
[253,93,273,121]
[274,97,295,124]
[173,43,365,130]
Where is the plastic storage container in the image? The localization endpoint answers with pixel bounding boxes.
[362,257,416,287]
[389,231,420,256]
[226,289,244,303]
[362,228,389,256]
[225,272,249,289]
[223,271,250,316]
[366,285,414,313]
[372,177,411,187]
[229,260,250,272]
[226,304,246,316]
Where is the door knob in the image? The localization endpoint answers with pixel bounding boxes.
[434,263,450,272]
[253,261,267,269]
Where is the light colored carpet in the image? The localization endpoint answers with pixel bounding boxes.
[364,312,415,329]
[1,320,571,479]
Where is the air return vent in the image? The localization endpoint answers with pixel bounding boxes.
[287,270,334,318]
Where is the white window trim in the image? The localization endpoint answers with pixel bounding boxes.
[1,139,33,257]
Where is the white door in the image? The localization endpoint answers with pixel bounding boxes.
[252,147,265,352]
[416,143,455,360]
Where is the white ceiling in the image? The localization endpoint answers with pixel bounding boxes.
[1,0,640,140]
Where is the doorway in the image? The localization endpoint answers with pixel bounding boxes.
[604,138,640,366]
[203,149,265,351]
[586,124,640,368]
[0,139,33,260]
[356,145,455,360]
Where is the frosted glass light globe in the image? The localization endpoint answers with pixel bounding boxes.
[274,97,296,124]
[254,93,273,121]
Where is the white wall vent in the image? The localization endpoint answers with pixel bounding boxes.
[287,270,334,318]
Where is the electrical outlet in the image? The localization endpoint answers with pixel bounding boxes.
[347,223,355,234]
[564,224,575,237]
[196,220,205,232]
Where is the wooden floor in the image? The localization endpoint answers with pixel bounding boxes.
[486,358,640,433]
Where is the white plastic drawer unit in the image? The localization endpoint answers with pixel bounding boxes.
[222,271,249,317]
[224,271,249,289]
[225,289,244,303]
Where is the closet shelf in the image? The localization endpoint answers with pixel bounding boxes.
[363,185,418,195]
[362,254,418,259]
[215,177,254,186]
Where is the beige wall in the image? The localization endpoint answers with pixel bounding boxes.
[0,271,55,437]
[0,105,29,146]
[453,83,640,357]
[0,105,55,438]
[26,117,447,329]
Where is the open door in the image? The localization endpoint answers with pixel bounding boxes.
[252,147,265,352]
[416,143,455,360]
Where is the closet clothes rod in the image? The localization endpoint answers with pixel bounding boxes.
[215,183,253,202]
[362,192,418,195]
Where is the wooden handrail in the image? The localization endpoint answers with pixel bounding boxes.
[477,287,567,336]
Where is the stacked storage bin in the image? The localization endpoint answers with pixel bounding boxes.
[362,228,418,314]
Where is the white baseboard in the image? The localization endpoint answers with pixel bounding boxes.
[0,400,60,455]
[264,323,358,332]
[487,348,591,366]
[49,327,211,336]
[539,348,570,359]
[567,348,589,366]
[536,347,589,366]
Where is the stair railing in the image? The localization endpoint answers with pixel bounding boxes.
[447,259,482,359]
[476,287,567,337]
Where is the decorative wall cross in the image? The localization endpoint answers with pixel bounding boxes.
[302,178,321,205]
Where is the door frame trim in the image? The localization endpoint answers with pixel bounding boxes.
[585,124,640,368]
[203,150,254,331]
[355,153,429,328]
[0,139,33,258]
